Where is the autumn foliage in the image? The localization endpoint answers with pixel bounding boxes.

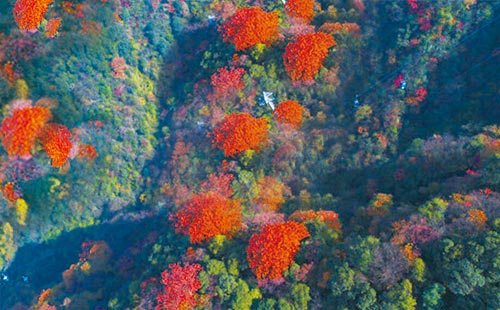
[211,67,246,99]
[405,87,428,105]
[1,106,52,157]
[252,176,290,212]
[200,173,235,197]
[219,7,279,51]
[289,210,341,231]
[171,191,242,244]
[273,100,305,128]
[77,144,98,160]
[13,0,54,31]
[156,263,203,310]
[39,124,72,167]
[285,0,314,23]
[111,57,128,80]
[1,183,20,203]
[45,18,61,38]
[319,22,361,34]
[212,113,268,157]
[247,221,309,279]
[468,209,487,226]
[283,32,336,81]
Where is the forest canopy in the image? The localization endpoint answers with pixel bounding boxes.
[0,0,499,309]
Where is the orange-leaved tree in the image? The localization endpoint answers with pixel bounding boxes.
[219,7,279,51]
[252,176,290,212]
[468,209,487,227]
[285,0,314,23]
[212,113,268,157]
[283,32,336,81]
[171,191,242,244]
[247,221,309,279]
[45,18,61,38]
[39,123,72,168]
[1,106,52,157]
[156,262,203,310]
[13,0,54,31]
[273,100,305,128]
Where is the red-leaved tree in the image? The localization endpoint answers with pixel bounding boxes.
[1,106,52,157]
[219,7,279,51]
[283,32,336,81]
[285,0,314,23]
[273,100,305,128]
[211,67,246,100]
[77,144,98,160]
[13,0,54,31]
[247,221,309,279]
[171,191,242,244]
[200,172,235,197]
[39,123,72,167]
[156,263,203,310]
[211,113,268,157]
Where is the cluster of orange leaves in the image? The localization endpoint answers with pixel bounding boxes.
[319,22,361,34]
[171,191,242,244]
[283,32,336,81]
[284,0,314,23]
[273,100,305,129]
[211,113,268,157]
[1,106,52,157]
[35,288,54,310]
[468,209,487,226]
[39,124,72,168]
[77,144,98,161]
[289,210,341,231]
[0,103,97,168]
[13,0,54,31]
[247,221,309,279]
[219,7,279,51]
[45,18,61,38]
[1,183,18,203]
[252,176,290,212]
[401,243,418,263]
[2,62,16,84]
[365,193,393,216]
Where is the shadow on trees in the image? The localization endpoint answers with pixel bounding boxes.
[0,216,167,309]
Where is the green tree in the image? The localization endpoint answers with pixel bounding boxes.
[446,259,485,296]
[418,198,448,224]
[291,283,311,310]
[412,258,426,283]
[346,236,380,274]
[254,299,277,310]
[231,279,261,310]
[330,263,355,296]
[380,279,416,310]
[422,283,445,310]
[328,263,377,310]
